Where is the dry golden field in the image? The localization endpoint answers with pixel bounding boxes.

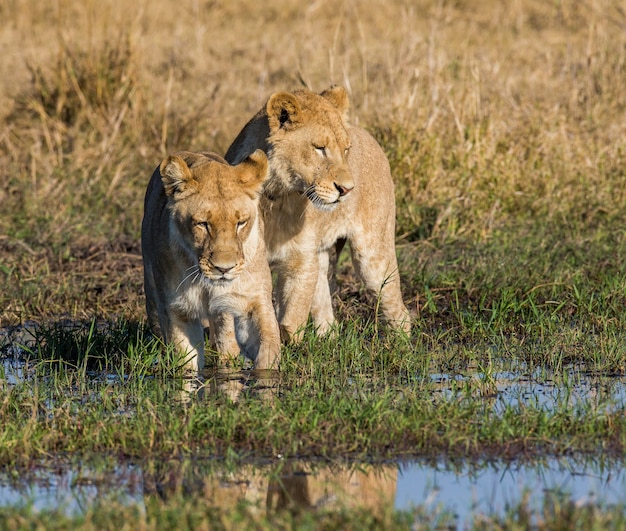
[1,0,626,325]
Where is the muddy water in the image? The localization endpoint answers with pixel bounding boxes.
[1,456,626,526]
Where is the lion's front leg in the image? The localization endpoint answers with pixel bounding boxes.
[167,314,205,373]
[350,230,411,335]
[208,312,241,367]
[250,301,281,370]
[273,253,319,342]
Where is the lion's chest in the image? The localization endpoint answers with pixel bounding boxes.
[263,197,350,264]
[170,280,251,321]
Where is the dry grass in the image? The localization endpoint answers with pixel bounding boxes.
[1,0,625,325]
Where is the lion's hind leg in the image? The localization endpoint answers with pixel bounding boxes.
[349,234,411,335]
[309,249,335,335]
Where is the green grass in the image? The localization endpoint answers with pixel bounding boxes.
[4,218,626,466]
[1,316,625,467]
[0,499,427,531]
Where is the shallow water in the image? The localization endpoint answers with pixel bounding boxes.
[3,323,626,525]
[396,458,626,524]
[429,369,626,414]
[1,456,625,527]
[3,322,626,414]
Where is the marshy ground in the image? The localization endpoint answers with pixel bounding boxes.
[1,0,626,528]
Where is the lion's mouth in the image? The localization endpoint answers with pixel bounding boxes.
[302,187,341,212]
[198,265,238,283]
[206,272,237,282]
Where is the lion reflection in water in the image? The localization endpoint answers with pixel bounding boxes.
[159,381,397,516]
[144,461,397,517]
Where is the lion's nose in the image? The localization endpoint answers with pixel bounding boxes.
[334,183,354,197]
[213,262,236,274]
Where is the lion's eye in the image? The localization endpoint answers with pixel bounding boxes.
[236,219,248,232]
[314,146,327,158]
[195,221,210,233]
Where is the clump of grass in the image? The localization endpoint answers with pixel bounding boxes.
[14,36,136,129]
[372,116,626,245]
[391,220,626,373]
[19,318,205,379]
[0,498,421,531]
[0,31,209,253]
[3,34,140,236]
[24,318,145,371]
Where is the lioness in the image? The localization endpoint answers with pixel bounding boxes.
[141,150,280,372]
[225,86,411,340]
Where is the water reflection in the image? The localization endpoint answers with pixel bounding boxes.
[143,460,397,517]
[0,462,144,516]
[2,457,626,525]
[429,370,626,414]
[396,457,626,525]
[178,368,280,403]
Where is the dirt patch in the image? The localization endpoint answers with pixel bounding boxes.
[0,236,144,326]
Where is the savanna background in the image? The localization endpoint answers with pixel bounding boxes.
[1,0,626,352]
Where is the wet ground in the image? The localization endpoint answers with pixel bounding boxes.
[2,323,626,526]
[1,455,625,527]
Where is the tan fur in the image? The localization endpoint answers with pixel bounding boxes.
[141,150,280,372]
[225,86,411,340]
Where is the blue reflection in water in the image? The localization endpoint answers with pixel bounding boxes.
[2,457,626,526]
[396,458,626,526]
[0,464,144,516]
[430,369,626,414]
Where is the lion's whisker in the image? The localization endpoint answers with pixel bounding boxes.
[176,266,200,292]
[301,198,315,219]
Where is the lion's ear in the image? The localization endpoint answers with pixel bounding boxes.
[320,85,350,120]
[160,155,196,198]
[266,92,301,132]
[237,149,269,192]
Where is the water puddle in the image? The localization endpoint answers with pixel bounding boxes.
[1,457,625,526]
[0,462,144,517]
[3,322,626,414]
[429,370,626,414]
[2,322,626,525]
[395,458,626,523]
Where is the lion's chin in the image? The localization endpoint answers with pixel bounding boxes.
[200,271,237,284]
[309,199,339,212]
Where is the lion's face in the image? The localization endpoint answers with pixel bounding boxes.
[160,150,268,282]
[265,87,354,211]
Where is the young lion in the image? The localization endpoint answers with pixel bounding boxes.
[225,86,411,341]
[141,150,280,372]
